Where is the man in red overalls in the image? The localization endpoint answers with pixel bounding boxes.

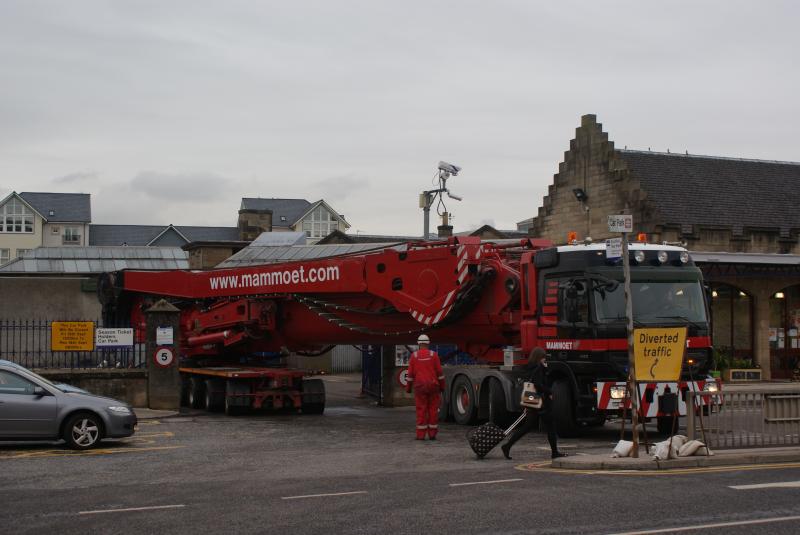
[406,334,445,440]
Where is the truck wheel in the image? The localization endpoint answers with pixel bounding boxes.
[438,390,450,421]
[488,379,511,427]
[302,378,326,415]
[180,376,190,407]
[552,380,580,438]
[451,375,477,425]
[188,377,205,409]
[204,380,224,412]
[657,416,679,435]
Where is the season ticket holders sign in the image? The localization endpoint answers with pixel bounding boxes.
[633,327,688,382]
[51,321,95,351]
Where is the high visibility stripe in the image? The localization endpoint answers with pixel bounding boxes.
[417,425,428,429]
[438,376,445,380]
[428,424,438,429]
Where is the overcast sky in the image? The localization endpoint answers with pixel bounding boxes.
[1,1,797,236]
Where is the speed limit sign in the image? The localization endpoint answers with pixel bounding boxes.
[396,368,409,387]
[154,347,174,368]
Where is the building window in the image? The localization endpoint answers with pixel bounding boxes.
[63,227,81,245]
[710,283,753,367]
[0,198,34,233]
[16,248,30,258]
[302,206,339,238]
[0,249,9,265]
[769,285,800,379]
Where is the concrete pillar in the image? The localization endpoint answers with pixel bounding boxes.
[145,299,182,409]
[752,291,772,380]
[380,345,415,407]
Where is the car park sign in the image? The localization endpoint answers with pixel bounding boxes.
[608,214,633,233]
[96,328,134,348]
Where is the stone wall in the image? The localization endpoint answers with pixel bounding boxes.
[530,115,658,244]
[237,209,273,241]
[0,277,102,320]
[37,369,148,407]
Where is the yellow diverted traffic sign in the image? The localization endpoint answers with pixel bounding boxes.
[634,327,687,382]
[51,321,95,351]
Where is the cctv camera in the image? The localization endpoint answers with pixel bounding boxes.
[438,161,461,176]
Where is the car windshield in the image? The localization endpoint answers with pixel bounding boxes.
[2,362,69,392]
[594,280,707,324]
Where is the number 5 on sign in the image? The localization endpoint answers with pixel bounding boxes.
[154,347,175,368]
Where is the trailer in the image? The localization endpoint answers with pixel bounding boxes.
[99,235,716,429]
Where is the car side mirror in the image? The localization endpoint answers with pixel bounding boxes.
[33,386,48,396]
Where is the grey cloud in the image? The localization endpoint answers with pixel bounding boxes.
[313,174,370,202]
[130,171,229,203]
[53,171,98,184]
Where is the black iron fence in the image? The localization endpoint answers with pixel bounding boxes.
[0,319,145,369]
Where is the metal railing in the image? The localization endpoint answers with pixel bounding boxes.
[688,386,800,449]
[0,319,145,369]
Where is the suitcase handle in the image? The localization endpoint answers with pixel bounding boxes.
[503,409,528,436]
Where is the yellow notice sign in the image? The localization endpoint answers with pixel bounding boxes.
[51,321,95,351]
[634,327,687,382]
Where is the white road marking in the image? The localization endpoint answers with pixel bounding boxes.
[78,504,186,515]
[729,480,800,490]
[281,491,367,500]
[608,514,800,534]
[449,478,523,487]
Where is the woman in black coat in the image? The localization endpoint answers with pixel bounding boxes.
[501,347,568,460]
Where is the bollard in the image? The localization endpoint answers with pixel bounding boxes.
[686,391,696,440]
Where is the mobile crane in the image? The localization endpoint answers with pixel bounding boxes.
[99,236,716,434]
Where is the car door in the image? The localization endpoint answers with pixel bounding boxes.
[0,370,58,437]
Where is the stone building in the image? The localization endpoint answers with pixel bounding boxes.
[526,114,800,379]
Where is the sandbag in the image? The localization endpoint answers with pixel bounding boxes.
[611,440,633,458]
[678,439,713,457]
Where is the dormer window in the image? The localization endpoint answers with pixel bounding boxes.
[49,210,55,216]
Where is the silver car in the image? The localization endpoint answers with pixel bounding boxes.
[0,360,137,449]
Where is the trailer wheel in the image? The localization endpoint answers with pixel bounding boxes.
[180,376,190,407]
[488,379,511,427]
[225,380,250,416]
[188,377,205,409]
[451,375,477,425]
[302,378,326,415]
[438,390,450,421]
[204,379,224,412]
[657,416,679,435]
[552,380,580,438]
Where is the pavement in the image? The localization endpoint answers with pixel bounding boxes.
[133,407,180,419]
[552,445,800,470]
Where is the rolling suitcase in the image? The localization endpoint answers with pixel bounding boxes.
[467,410,528,459]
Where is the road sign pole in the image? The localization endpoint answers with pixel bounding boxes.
[621,231,640,457]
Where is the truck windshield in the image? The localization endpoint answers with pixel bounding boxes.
[593,280,707,325]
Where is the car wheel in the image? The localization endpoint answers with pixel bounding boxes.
[450,375,477,425]
[63,412,104,450]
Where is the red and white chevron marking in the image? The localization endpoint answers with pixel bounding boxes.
[596,380,721,417]
[410,244,481,326]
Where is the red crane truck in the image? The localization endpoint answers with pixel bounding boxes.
[99,236,716,434]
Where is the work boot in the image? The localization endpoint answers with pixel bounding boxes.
[501,443,512,460]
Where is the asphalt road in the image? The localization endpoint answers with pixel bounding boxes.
[2,375,800,535]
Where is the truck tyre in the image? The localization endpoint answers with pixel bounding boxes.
[552,380,580,438]
[188,377,205,409]
[302,378,326,415]
[657,416,679,435]
[488,378,511,427]
[438,390,450,422]
[180,376,190,407]
[204,379,224,412]
[451,375,477,425]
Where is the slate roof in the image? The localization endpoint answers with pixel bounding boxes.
[619,150,800,233]
[218,243,406,268]
[18,192,91,222]
[317,230,421,244]
[89,225,240,246]
[240,198,312,228]
[0,247,188,273]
